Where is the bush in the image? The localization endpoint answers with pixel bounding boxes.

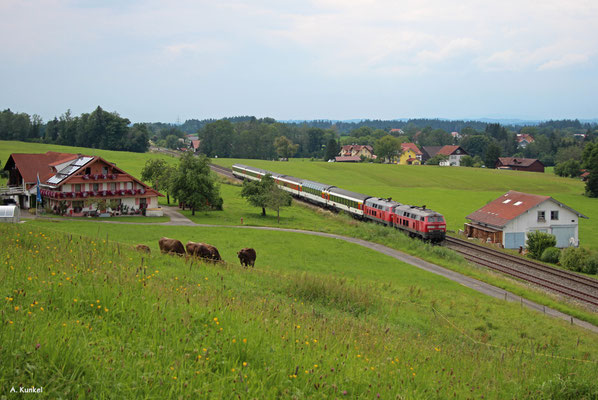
[560,247,598,274]
[540,247,561,264]
[526,231,557,259]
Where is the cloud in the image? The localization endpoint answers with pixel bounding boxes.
[538,54,589,71]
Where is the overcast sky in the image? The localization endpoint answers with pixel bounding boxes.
[1,0,597,123]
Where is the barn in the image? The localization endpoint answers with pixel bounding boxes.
[464,190,588,249]
[495,157,545,173]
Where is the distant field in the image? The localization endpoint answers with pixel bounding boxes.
[213,158,598,250]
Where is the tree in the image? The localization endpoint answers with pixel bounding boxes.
[165,134,180,149]
[484,142,501,168]
[554,160,581,178]
[585,144,598,197]
[526,231,557,259]
[460,135,491,158]
[460,155,474,167]
[324,138,340,161]
[170,153,222,215]
[266,182,292,223]
[240,174,292,221]
[374,135,401,163]
[241,174,275,216]
[274,136,299,159]
[141,159,175,204]
[425,154,449,165]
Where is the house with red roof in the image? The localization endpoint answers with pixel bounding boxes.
[339,144,375,160]
[2,152,162,216]
[496,157,544,173]
[422,145,469,166]
[464,190,588,249]
[398,143,422,165]
[516,133,534,148]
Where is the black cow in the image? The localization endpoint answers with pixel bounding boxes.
[237,248,256,268]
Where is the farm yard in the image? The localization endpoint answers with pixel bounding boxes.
[2,223,598,398]
[2,140,598,397]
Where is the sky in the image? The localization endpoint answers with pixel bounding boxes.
[1,0,597,123]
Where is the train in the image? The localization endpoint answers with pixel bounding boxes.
[232,164,446,242]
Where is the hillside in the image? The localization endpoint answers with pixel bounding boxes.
[212,158,597,250]
[2,223,598,398]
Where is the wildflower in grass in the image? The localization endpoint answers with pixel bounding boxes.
[73,299,77,302]
[435,347,441,352]
[243,362,247,367]
[243,338,247,343]
[232,339,236,343]
[9,321,13,324]
[40,307,43,311]
[231,368,235,372]
[104,308,108,312]
[14,306,19,311]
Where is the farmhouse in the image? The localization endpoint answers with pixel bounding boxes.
[516,133,534,148]
[339,145,375,159]
[495,157,545,173]
[464,190,588,249]
[398,143,422,165]
[422,145,469,166]
[2,152,162,216]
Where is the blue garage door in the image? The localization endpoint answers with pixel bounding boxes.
[504,232,525,249]
[552,226,576,248]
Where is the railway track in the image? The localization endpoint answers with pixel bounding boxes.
[211,163,598,308]
[444,236,598,308]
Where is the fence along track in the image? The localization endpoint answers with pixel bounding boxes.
[444,236,598,308]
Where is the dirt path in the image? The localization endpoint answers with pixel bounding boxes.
[25,206,598,333]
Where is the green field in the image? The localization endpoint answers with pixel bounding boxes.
[212,158,597,250]
[2,223,598,398]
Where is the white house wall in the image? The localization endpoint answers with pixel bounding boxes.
[502,199,579,248]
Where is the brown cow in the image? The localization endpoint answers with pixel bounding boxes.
[237,248,256,268]
[135,244,151,254]
[158,237,185,256]
[187,242,222,262]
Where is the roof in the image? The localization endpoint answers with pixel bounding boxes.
[497,157,544,168]
[422,146,443,158]
[340,145,373,153]
[437,145,467,156]
[401,143,422,155]
[191,140,200,150]
[466,190,588,228]
[517,133,534,143]
[4,152,80,184]
[335,156,362,162]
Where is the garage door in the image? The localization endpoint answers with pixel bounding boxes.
[504,232,525,249]
[552,226,576,248]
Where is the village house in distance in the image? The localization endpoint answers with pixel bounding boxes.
[336,144,375,162]
[464,190,588,249]
[2,152,162,216]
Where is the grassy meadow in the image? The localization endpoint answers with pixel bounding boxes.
[3,223,598,399]
[212,158,598,250]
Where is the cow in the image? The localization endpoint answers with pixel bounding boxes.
[135,244,151,254]
[186,242,222,262]
[237,248,256,268]
[158,237,186,256]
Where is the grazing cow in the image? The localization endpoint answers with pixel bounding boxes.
[205,244,222,262]
[158,237,185,256]
[187,242,222,262]
[237,248,256,268]
[135,244,151,254]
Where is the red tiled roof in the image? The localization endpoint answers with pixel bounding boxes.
[191,140,200,150]
[497,157,543,168]
[401,143,422,155]
[517,134,534,143]
[466,191,550,228]
[8,152,80,184]
[437,145,466,156]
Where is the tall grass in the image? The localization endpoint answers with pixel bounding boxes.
[2,223,598,398]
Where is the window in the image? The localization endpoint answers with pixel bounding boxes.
[110,183,116,191]
[551,211,559,220]
[75,184,81,192]
[537,211,545,222]
[93,183,99,192]
[102,166,108,175]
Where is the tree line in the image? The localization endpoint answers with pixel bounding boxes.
[0,107,149,153]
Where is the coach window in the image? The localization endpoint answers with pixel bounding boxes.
[551,211,559,220]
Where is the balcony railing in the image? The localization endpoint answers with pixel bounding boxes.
[40,188,146,199]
